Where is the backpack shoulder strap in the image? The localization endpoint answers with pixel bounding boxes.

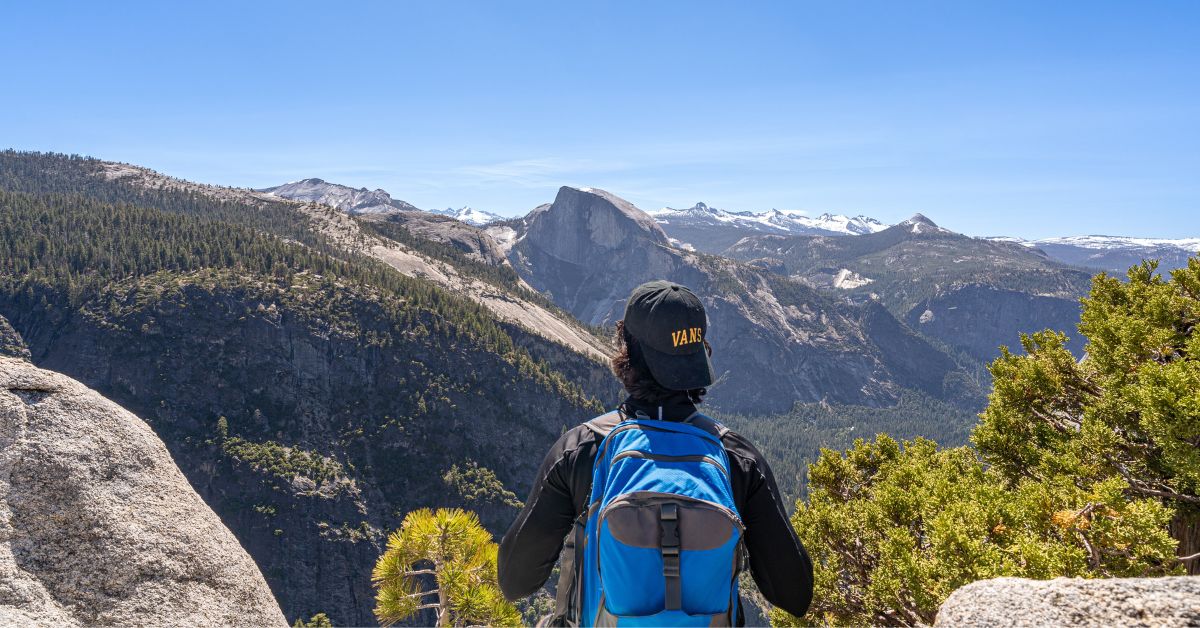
[583,410,623,439]
[683,412,730,441]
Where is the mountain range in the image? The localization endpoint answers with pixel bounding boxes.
[991,235,1200,273]
[649,202,888,251]
[2,150,1196,625]
[723,214,1094,363]
[263,178,1198,274]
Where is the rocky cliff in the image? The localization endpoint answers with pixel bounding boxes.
[0,357,286,626]
[935,576,1200,627]
[908,285,1087,362]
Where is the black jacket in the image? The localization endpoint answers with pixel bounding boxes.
[498,394,813,621]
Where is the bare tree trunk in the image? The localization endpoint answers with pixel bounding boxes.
[1170,510,1200,575]
[437,582,451,627]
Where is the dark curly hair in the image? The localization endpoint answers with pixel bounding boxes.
[610,320,708,405]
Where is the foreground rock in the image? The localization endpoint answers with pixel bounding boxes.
[935,576,1200,627]
[0,357,286,627]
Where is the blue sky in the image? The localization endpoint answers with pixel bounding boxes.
[3,1,1197,238]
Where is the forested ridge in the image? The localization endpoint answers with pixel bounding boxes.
[726,219,1095,317]
[0,150,327,248]
[0,189,560,373]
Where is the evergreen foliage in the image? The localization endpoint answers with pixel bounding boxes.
[292,612,333,627]
[719,392,976,503]
[372,508,520,627]
[773,258,1200,626]
[774,437,1177,626]
[0,188,600,410]
[730,223,1095,316]
[443,461,523,510]
[0,150,326,248]
[976,259,1200,570]
[222,435,346,486]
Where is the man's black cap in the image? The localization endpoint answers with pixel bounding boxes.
[622,280,716,391]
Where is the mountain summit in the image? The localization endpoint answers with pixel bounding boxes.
[261,178,419,214]
[897,213,945,234]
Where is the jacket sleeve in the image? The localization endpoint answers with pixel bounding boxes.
[734,437,814,618]
[497,431,579,601]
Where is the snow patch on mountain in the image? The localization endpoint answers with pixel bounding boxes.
[649,202,888,236]
[1034,235,1200,252]
[428,206,504,226]
[988,235,1200,253]
[667,237,696,251]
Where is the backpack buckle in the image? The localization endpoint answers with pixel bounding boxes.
[660,504,682,610]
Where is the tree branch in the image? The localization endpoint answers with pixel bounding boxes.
[1177,551,1200,563]
[1128,484,1200,504]
[403,568,438,577]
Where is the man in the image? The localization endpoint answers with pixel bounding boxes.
[499,280,813,626]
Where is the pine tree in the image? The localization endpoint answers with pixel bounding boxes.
[372,508,519,627]
[976,259,1200,571]
[774,257,1200,626]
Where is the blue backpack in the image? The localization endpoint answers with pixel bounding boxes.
[553,410,746,627]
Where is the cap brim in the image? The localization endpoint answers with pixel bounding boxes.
[639,341,716,391]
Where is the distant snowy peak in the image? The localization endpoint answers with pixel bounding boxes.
[801,212,889,236]
[260,178,419,215]
[427,206,504,226]
[990,235,1200,253]
[650,202,888,236]
[983,234,1200,272]
[1036,235,1200,252]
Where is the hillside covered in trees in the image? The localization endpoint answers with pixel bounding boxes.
[0,151,618,624]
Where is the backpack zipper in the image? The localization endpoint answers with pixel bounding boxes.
[597,421,721,462]
[609,450,730,480]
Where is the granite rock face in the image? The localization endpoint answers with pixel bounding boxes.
[0,357,286,627]
[934,576,1200,627]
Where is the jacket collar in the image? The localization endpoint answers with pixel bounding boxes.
[618,393,699,422]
